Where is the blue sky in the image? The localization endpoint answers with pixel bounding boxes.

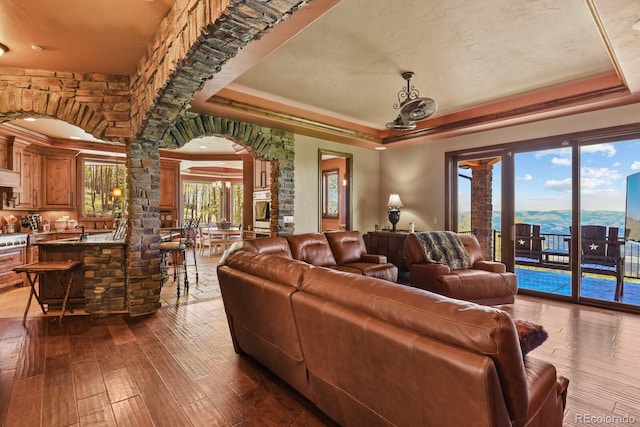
[459,139,640,212]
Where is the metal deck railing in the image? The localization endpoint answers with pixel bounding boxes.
[491,230,640,279]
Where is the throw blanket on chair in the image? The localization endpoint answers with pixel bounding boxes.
[414,231,473,270]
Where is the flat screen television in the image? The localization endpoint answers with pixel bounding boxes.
[625,171,640,242]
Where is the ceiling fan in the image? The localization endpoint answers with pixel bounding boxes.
[385,71,437,131]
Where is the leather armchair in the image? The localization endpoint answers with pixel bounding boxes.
[405,232,517,305]
[324,231,398,282]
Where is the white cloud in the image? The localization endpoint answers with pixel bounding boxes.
[581,167,622,188]
[533,147,570,159]
[581,143,616,157]
[519,173,532,181]
[545,178,572,192]
[632,161,640,171]
[551,157,571,166]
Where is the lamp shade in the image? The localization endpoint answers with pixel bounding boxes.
[386,193,404,209]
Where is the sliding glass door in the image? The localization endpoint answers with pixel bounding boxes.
[514,147,573,297]
[578,141,634,305]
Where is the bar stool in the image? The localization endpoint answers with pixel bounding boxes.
[159,218,200,297]
[159,237,187,297]
[181,218,200,283]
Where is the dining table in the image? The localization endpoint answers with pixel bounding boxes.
[199,228,243,255]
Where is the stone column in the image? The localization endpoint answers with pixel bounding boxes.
[470,164,493,260]
[125,138,162,316]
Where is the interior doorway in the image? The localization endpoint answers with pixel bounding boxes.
[318,150,352,232]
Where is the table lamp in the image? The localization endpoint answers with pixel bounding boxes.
[386,193,404,232]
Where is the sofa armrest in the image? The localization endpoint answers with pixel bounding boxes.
[473,260,507,273]
[523,358,569,426]
[409,263,451,292]
[361,253,387,264]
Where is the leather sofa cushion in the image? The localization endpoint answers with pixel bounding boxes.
[324,230,367,265]
[244,236,293,258]
[220,250,310,289]
[437,269,518,300]
[341,262,398,282]
[299,267,529,424]
[287,233,337,267]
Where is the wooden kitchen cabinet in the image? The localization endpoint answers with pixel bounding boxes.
[0,247,26,289]
[42,153,76,209]
[160,160,179,209]
[16,150,41,209]
[26,233,53,264]
[254,159,271,190]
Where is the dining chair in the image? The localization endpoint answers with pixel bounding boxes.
[199,224,227,256]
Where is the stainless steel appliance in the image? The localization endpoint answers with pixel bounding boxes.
[253,190,271,235]
[0,233,28,252]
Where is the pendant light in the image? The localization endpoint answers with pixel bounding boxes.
[112,157,123,198]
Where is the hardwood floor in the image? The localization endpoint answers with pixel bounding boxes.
[1,253,639,426]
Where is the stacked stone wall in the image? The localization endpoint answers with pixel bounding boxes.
[83,244,128,314]
[0,69,131,142]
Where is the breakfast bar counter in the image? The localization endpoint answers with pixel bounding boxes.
[37,233,127,315]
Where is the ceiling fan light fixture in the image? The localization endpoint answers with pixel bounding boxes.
[386,71,437,130]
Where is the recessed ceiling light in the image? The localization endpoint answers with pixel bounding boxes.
[374,146,387,151]
[31,45,44,52]
[24,117,37,122]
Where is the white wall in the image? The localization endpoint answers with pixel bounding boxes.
[293,134,381,233]
[380,103,640,232]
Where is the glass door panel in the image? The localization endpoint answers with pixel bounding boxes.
[514,148,572,296]
[579,141,638,306]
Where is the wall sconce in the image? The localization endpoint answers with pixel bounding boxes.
[0,43,9,56]
[386,193,404,232]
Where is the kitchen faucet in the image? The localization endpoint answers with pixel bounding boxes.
[76,225,87,240]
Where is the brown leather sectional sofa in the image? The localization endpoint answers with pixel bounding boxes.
[255,231,398,282]
[217,234,568,427]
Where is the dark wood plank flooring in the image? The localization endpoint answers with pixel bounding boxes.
[1,254,640,426]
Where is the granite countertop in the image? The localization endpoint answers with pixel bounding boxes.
[29,229,110,236]
[37,232,125,246]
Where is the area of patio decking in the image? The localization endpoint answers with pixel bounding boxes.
[516,265,640,306]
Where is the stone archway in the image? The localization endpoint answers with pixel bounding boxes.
[0,0,310,317]
[165,113,295,235]
[0,71,131,142]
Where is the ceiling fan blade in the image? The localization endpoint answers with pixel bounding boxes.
[400,97,438,122]
[385,115,417,130]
